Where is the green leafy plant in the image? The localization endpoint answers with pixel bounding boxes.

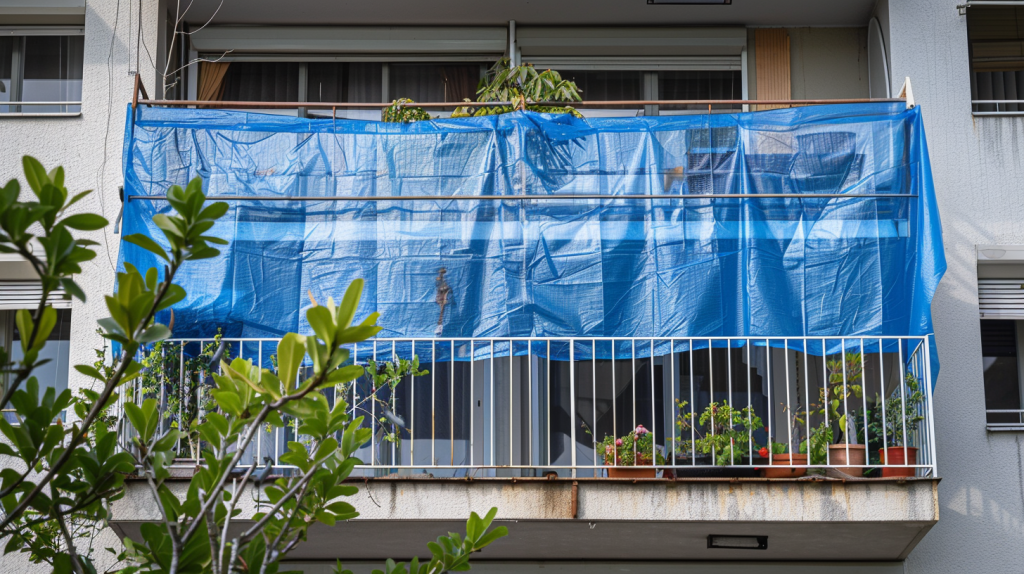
[361,355,429,462]
[675,400,764,466]
[597,424,666,467]
[452,58,584,118]
[382,98,434,123]
[867,372,925,448]
[810,351,865,445]
[0,161,507,574]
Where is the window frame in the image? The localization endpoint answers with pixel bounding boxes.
[0,25,85,117]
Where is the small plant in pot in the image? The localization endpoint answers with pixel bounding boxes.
[867,372,925,478]
[817,351,868,476]
[598,425,666,478]
[676,400,763,468]
[759,405,809,478]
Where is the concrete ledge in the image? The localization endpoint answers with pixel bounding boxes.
[111,477,938,561]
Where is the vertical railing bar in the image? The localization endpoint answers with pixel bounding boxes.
[784,339,792,466]
[765,339,770,467]
[651,338,657,471]
[841,338,849,470]
[470,341,475,468]
[689,340,695,467]
[431,340,436,466]
[411,340,415,467]
[612,340,616,471]
[593,339,598,470]
[709,338,715,463]
[159,346,166,434]
[570,339,577,477]
[671,339,676,467]
[728,338,734,466]
[528,341,532,468]
[861,338,868,470]
[802,339,811,469]
[924,337,937,476]
[746,339,752,467]
[393,339,397,466]
[256,341,262,465]
[491,340,495,467]
[450,339,455,467]
[179,344,184,455]
[510,339,514,468]
[879,338,888,466]
[372,340,377,466]
[547,339,551,468]
[632,340,637,465]
[898,341,908,472]
[822,338,829,467]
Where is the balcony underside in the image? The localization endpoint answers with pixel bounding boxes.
[110,477,938,562]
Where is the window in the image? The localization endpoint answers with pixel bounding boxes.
[981,320,1024,429]
[658,70,743,113]
[1,309,72,423]
[967,5,1024,114]
[222,62,300,102]
[0,32,84,114]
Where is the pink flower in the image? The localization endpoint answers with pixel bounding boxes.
[635,425,647,435]
[615,439,623,446]
[605,445,613,454]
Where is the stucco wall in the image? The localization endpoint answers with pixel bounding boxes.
[887,1,1024,572]
[0,0,160,572]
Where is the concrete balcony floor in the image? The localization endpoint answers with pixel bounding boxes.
[110,476,938,562]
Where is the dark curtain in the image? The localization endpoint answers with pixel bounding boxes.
[222,62,299,102]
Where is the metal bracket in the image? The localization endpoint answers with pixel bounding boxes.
[898,77,916,110]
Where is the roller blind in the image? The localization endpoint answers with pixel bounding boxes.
[0,281,70,310]
[979,279,1024,319]
[516,27,747,57]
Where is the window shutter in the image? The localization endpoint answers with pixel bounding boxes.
[979,278,1024,319]
[0,281,71,310]
[754,29,791,109]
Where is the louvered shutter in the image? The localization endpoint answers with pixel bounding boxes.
[979,278,1024,319]
[0,281,71,310]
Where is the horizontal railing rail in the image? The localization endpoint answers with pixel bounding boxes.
[114,335,936,479]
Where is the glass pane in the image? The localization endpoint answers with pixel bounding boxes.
[222,62,299,102]
[560,69,643,106]
[981,320,1023,424]
[388,64,480,104]
[307,63,382,103]
[5,309,72,422]
[22,35,84,113]
[659,70,742,113]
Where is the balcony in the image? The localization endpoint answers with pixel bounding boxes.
[109,335,938,562]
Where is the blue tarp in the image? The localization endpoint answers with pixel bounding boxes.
[119,103,945,365]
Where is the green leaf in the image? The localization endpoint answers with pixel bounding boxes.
[124,234,170,261]
[62,213,108,231]
[277,333,307,393]
[139,324,172,344]
[60,277,87,303]
[22,156,48,196]
[74,364,107,381]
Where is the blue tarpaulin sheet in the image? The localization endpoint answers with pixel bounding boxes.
[119,103,945,366]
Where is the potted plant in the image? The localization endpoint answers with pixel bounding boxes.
[598,425,665,478]
[868,372,925,478]
[674,401,764,476]
[759,404,809,478]
[362,355,429,468]
[817,351,868,476]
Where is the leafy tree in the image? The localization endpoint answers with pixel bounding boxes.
[0,158,507,573]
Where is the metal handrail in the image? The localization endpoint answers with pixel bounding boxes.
[126,193,919,203]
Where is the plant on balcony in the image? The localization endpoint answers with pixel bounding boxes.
[814,351,868,475]
[362,355,429,465]
[0,160,506,574]
[597,424,666,478]
[675,400,764,467]
[383,59,584,122]
[866,372,925,478]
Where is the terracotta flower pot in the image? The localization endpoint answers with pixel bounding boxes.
[760,453,807,478]
[828,444,866,477]
[878,447,918,478]
[607,467,657,478]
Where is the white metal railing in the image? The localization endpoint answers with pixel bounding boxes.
[972,100,1024,116]
[986,409,1024,431]
[115,335,937,479]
